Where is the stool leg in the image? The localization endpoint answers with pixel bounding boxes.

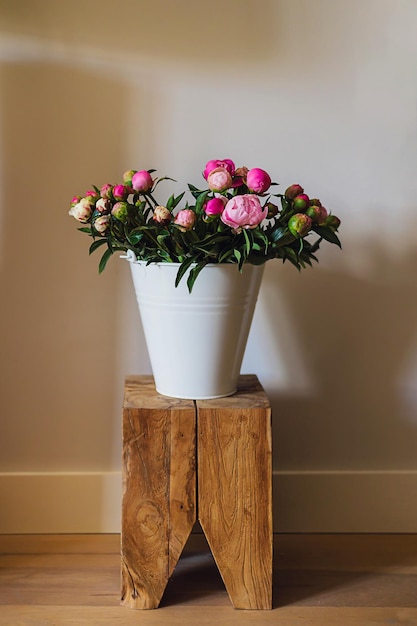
[121,403,196,609]
[197,407,273,609]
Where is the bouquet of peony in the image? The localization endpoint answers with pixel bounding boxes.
[69,158,341,291]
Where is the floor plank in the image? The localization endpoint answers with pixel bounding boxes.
[1,534,417,625]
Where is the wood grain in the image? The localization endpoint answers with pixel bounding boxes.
[197,375,273,609]
[121,376,196,609]
[121,375,272,610]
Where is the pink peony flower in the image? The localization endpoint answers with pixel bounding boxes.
[100,183,113,199]
[221,194,268,231]
[205,196,227,216]
[288,213,312,237]
[111,201,129,222]
[132,170,153,193]
[95,198,112,214]
[113,184,131,201]
[68,198,93,223]
[285,184,304,201]
[153,205,172,224]
[207,167,233,192]
[203,159,235,180]
[174,209,196,231]
[246,168,272,194]
[94,214,111,234]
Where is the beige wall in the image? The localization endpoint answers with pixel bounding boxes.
[1,0,417,532]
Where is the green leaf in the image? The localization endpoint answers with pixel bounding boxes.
[175,257,195,287]
[166,194,175,211]
[172,191,185,209]
[269,226,291,243]
[313,226,342,248]
[234,249,242,265]
[98,248,113,273]
[195,190,211,215]
[127,228,145,245]
[157,249,173,262]
[77,227,92,234]
[283,246,301,268]
[187,259,210,293]
[188,183,204,198]
[89,239,108,255]
[255,229,269,245]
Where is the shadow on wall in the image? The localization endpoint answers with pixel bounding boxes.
[0,60,132,472]
[0,0,281,532]
[0,0,276,67]
[261,242,417,471]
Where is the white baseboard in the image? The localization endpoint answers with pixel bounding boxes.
[1,470,417,534]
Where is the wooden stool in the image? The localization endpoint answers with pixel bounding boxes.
[121,374,272,610]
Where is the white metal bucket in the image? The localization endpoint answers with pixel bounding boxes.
[127,260,265,399]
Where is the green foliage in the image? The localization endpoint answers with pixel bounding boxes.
[69,166,342,292]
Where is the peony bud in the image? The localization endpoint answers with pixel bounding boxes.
[285,184,304,201]
[288,213,312,237]
[317,206,328,225]
[113,184,131,201]
[153,205,172,224]
[132,170,153,193]
[70,195,81,207]
[100,183,113,200]
[95,198,112,214]
[85,189,99,202]
[111,201,129,222]
[309,198,322,207]
[265,202,279,219]
[174,209,196,231]
[326,214,341,231]
[93,214,111,234]
[207,167,233,192]
[205,196,227,216]
[306,204,328,224]
[231,166,249,188]
[68,198,93,223]
[246,168,272,194]
[235,166,249,179]
[123,170,136,186]
[293,194,310,211]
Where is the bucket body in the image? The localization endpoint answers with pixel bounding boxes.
[128,261,264,399]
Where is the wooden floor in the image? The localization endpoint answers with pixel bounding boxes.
[1,534,417,625]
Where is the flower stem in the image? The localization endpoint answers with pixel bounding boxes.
[148,193,159,208]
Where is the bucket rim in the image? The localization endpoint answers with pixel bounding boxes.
[121,251,266,271]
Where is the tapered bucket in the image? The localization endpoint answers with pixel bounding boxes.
[127,260,264,399]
